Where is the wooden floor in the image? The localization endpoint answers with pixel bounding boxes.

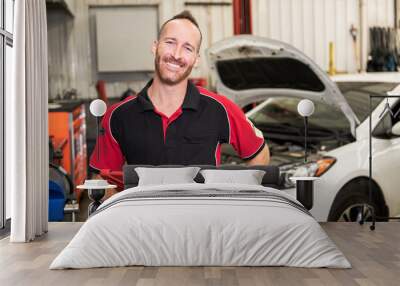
[0,222,399,286]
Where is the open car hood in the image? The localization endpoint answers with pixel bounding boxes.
[206,35,359,133]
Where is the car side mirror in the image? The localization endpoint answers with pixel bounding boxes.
[391,121,400,136]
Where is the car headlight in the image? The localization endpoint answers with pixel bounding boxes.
[280,157,336,189]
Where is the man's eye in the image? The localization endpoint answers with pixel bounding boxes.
[185,47,193,52]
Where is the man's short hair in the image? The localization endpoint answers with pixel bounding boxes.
[158,10,202,51]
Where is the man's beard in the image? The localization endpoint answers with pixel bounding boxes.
[155,53,194,85]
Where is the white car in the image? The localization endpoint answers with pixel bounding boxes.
[206,35,400,221]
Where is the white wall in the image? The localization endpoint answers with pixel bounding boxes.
[95,7,158,72]
[252,0,395,73]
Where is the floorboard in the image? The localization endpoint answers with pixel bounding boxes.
[0,222,399,286]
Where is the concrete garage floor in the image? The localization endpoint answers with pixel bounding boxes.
[1,222,400,286]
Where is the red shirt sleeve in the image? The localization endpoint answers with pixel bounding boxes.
[197,87,265,160]
[89,102,126,172]
[224,99,265,159]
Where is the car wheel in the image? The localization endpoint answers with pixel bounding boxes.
[328,181,387,222]
[336,203,375,222]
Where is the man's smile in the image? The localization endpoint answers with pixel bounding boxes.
[165,61,183,71]
[163,57,186,72]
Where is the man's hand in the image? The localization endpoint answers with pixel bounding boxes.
[91,173,118,201]
[246,145,270,166]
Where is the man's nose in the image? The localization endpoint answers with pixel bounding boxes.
[173,45,183,60]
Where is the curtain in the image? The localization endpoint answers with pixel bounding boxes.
[7,0,48,242]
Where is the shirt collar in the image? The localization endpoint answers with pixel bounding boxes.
[182,81,201,111]
[137,80,154,112]
[137,79,201,112]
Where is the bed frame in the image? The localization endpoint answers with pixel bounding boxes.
[91,165,312,215]
[122,165,281,189]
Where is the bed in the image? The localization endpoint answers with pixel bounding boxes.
[50,165,350,269]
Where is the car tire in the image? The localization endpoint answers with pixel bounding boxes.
[328,180,388,222]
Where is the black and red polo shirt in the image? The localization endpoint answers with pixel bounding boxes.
[89,80,265,172]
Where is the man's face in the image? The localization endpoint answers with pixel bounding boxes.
[153,19,201,85]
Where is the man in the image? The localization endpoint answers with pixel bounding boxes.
[90,11,269,177]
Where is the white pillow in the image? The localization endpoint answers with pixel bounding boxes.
[135,167,200,186]
[200,169,266,185]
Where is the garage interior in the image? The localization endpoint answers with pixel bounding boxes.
[2,0,400,285]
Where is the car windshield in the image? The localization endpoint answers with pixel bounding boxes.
[248,97,349,131]
[335,82,399,122]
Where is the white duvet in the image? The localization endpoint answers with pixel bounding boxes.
[50,183,351,269]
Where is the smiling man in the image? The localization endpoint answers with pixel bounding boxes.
[90,11,270,175]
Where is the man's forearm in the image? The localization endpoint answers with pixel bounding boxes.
[246,145,270,166]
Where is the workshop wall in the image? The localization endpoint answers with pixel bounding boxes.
[47,0,397,100]
[47,9,77,100]
[252,0,395,73]
[47,0,232,100]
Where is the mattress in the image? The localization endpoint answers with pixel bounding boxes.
[50,183,351,269]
